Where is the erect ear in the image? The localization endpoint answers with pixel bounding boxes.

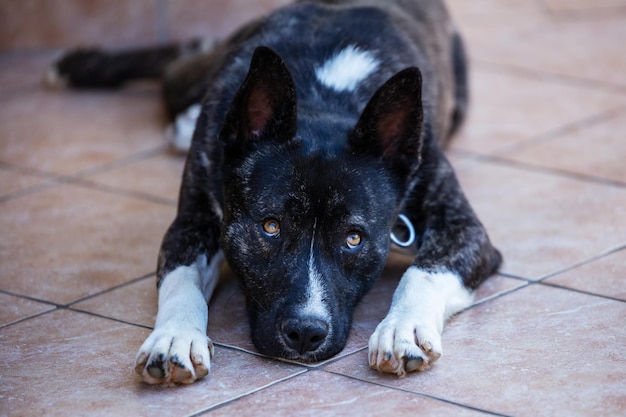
[349,67,424,180]
[219,46,297,151]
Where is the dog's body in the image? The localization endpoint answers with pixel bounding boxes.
[50,0,501,385]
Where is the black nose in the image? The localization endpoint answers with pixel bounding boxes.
[281,318,329,354]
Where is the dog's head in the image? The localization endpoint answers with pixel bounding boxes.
[218,47,423,362]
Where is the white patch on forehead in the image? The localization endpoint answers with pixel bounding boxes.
[301,220,330,320]
[315,45,379,92]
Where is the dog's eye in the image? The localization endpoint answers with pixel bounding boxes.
[345,231,362,249]
[262,218,280,237]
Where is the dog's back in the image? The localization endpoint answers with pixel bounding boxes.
[173,0,463,152]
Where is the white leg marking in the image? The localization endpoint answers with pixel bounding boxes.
[315,45,379,92]
[43,64,67,89]
[166,104,201,152]
[135,251,223,385]
[368,267,473,377]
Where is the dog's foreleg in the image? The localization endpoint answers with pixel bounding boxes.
[135,250,223,385]
[368,268,473,377]
[135,131,224,385]
[369,155,501,377]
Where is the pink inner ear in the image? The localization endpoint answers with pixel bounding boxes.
[246,85,273,138]
[378,106,409,157]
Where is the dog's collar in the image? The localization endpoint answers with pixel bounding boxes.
[390,213,416,248]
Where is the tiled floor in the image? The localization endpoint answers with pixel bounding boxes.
[1,1,625,416]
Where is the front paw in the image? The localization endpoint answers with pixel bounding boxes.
[368,316,442,378]
[135,327,214,385]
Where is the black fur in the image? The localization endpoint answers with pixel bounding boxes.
[51,0,501,365]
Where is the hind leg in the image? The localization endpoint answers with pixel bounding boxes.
[45,40,206,89]
[45,39,217,152]
[161,40,238,152]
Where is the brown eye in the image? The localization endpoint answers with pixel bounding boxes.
[346,231,362,249]
[263,219,280,237]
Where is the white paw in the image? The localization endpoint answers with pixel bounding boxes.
[43,65,67,89]
[368,315,442,377]
[166,104,201,153]
[135,326,213,385]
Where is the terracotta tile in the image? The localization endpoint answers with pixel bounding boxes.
[166,0,292,41]
[544,247,626,300]
[0,0,158,50]
[0,293,54,327]
[449,68,626,155]
[0,89,165,176]
[0,309,304,417]
[446,0,549,50]
[472,274,527,303]
[502,111,626,184]
[472,15,626,88]
[85,151,186,203]
[71,276,158,327]
[325,284,626,417]
[210,370,487,417]
[0,182,175,304]
[455,160,626,279]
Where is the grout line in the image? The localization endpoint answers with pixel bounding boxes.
[208,342,348,372]
[65,271,156,307]
[0,177,66,204]
[0,307,58,331]
[468,281,531,310]
[188,369,310,417]
[497,272,532,282]
[546,5,626,21]
[488,105,626,156]
[0,146,179,206]
[536,243,626,282]
[449,148,626,189]
[72,144,168,178]
[317,346,368,369]
[66,177,177,206]
[454,281,536,315]
[0,159,68,180]
[0,289,61,308]
[63,307,154,330]
[537,281,626,304]
[0,272,157,330]
[322,368,514,417]
[473,59,626,96]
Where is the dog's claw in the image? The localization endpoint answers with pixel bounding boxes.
[405,357,424,372]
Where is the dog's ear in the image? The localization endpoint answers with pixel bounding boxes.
[219,46,297,151]
[349,67,424,180]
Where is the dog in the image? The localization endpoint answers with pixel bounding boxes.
[48,0,502,385]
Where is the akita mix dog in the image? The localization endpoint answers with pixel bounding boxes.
[48,0,501,385]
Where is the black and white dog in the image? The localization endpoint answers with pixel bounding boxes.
[49,0,501,385]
